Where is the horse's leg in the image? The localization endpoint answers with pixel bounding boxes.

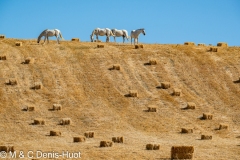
[43,36,47,44]
[47,36,49,44]
[56,35,59,44]
[131,38,132,44]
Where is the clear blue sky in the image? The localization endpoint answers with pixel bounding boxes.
[1,0,240,46]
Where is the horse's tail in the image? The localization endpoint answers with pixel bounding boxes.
[123,30,129,40]
[110,30,114,36]
[59,32,64,40]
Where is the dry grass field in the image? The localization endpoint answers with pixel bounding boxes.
[0,38,240,159]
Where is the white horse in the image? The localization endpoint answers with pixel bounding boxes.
[111,29,129,43]
[130,28,146,45]
[90,28,114,42]
[37,29,64,44]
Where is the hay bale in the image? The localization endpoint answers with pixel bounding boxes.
[33,118,45,125]
[161,82,171,89]
[149,59,157,65]
[73,136,85,142]
[219,123,229,130]
[50,130,61,136]
[184,42,195,46]
[0,35,5,39]
[59,118,71,125]
[217,42,228,47]
[34,82,42,89]
[171,146,194,159]
[186,102,196,109]
[71,38,80,42]
[146,144,160,150]
[198,43,205,46]
[147,105,157,112]
[97,44,104,48]
[135,44,143,49]
[129,90,138,97]
[201,135,212,140]
[113,64,121,70]
[53,104,62,111]
[181,128,193,133]
[25,57,35,64]
[8,78,17,85]
[27,106,35,111]
[112,137,124,143]
[84,131,95,138]
[94,40,102,42]
[100,141,113,147]
[173,88,181,96]
[0,55,6,60]
[210,47,219,52]
[0,145,14,152]
[15,42,22,46]
[202,113,213,120]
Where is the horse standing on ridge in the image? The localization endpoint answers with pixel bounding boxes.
[37,29,64,44]
[90,28,114,42]
[130,28,146,45]
[111,29,129,43]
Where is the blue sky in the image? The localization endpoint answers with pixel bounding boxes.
[1,0,240,46]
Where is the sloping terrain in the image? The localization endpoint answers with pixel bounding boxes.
[0,39,239,159]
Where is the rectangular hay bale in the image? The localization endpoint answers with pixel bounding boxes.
[53,104,62,111]
[0,55,6,60]
[50,130,61,136]
[181,128,193,133]
[0,145,14,152]
[135,44,143,49]
[25,57,35,64]
[84,131,95,138]
[129,90,138,97]
[100,141,113,147]
[198,43,205,46]
[171,146,194,159]
[201,135,212,140]
[59,118,71,125]
[71,38,80,42]
[161,82,171,89]
[0,35,5,39]
[149,59,157,65]
[15,42,22,46]
[113,64,121,70]
[147,106,157,112]
[210,47,219,52]
[73,136,86,142]
[8,78,17,85]
[186,102,196,109]
[97,44,104,48]
[146,144,160,150]
[34,82,42,89]
[33,118,45,125]
[202,113,213,120]
[219,123,229,130]
[27,106,35,111]
[173,88,181,96]
[217,42,228,47]
[112,137,124,143]
[184,42,195,46]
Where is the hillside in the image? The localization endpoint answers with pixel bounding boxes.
[0,39,239,159]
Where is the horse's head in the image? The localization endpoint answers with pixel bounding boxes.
[142,29,146,35]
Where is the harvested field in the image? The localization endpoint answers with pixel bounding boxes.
[0,39,239,159]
